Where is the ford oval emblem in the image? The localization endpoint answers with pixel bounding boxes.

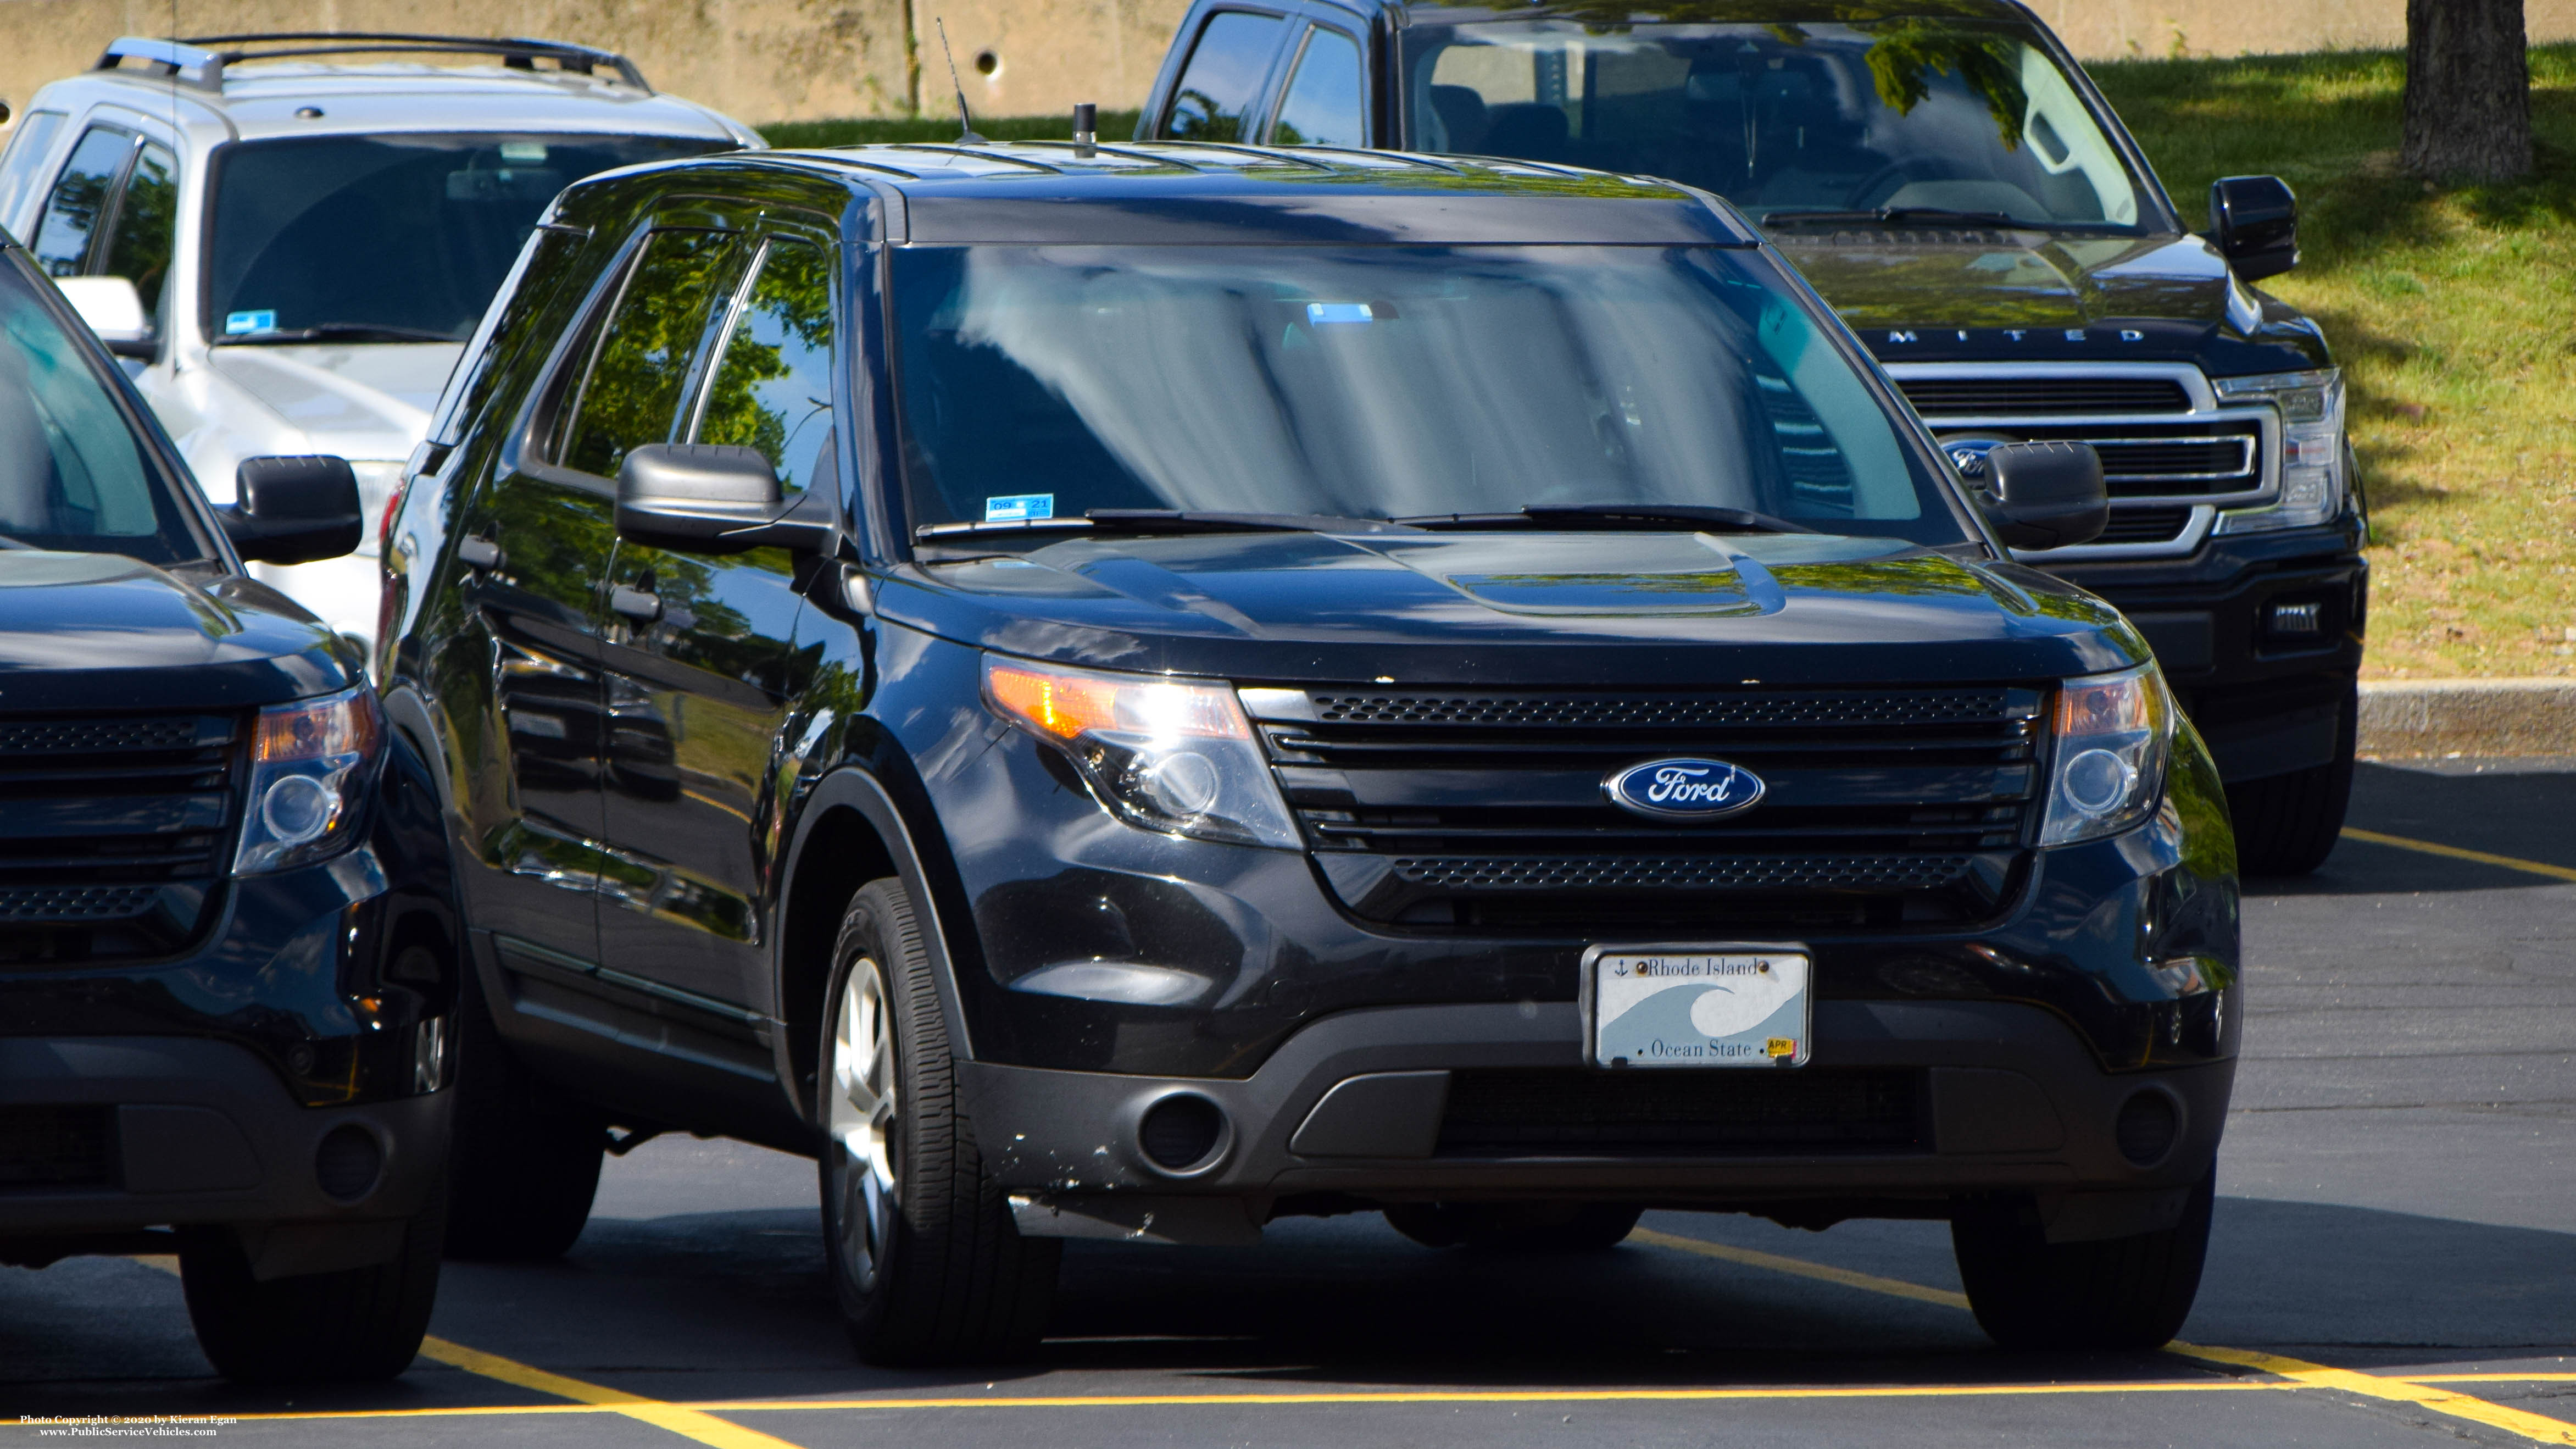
[1604,758,1766,821]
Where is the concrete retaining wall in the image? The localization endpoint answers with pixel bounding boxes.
[6,0,2576,129]
[2359,680,2576,760]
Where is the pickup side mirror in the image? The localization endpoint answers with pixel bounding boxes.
[218,456,363,564]
[1979,441,2107,551]
[614,443,833,554]
[55,276,156,360]
[2207,175,2297,284]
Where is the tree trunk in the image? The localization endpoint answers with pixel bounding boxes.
[2403,0,2532,181]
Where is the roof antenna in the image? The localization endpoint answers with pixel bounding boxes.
[934,19,986,145]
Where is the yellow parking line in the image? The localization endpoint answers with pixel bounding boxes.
[2415,1373,2576,1384]
[416,1336,808,1448]
[2340,827,2576,882]
[1631,1231,2576,1446]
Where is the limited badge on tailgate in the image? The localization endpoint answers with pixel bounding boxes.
[1581,945,1813,1068]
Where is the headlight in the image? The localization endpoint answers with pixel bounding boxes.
[982,658,1301,850]
[235,686,383,874]
[2213,368,2346,532]
[2038,663,2176,846]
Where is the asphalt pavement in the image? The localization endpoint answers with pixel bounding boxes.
[4,757,2571,1447]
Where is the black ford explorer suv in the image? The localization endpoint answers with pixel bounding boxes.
[0,235,452,1381]
[1139,0,2366,874]
[382,141,2239,1362]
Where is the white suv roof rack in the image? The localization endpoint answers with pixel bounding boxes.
[93,32,653,95]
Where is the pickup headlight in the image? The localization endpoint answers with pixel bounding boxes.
[2213,368,2346,532]
[235,686,384,874]
[2038,663,2176,847]
[983,658,1301,850]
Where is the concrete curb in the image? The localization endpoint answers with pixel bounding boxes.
[2358,679,2576,759]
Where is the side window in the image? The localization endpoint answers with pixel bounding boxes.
[0,112,69,224]
[1161,12,1286,141]
[29,127,135,277]
[427,226,588,451]
[101,142,178,332]
[1272,26,1366,147]
[692,237,834,497]
[558,229,745,480]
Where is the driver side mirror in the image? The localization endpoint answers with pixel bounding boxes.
[218,456,363,564]
[615,443,834,554]
[55,276,157,360]
[1978,441,2107,551]
[2207,175,2298,283]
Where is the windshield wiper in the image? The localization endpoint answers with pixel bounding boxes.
[1398,504,1814,535]
[214,323,459,345]
[915,508,1410,543]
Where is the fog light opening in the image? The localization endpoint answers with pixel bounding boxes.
[314,1124,385,1202]
[2114,1089,2182,1169]
[1137,1093,1229,1176]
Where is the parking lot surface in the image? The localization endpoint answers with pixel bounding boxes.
[4,757,2570,1447]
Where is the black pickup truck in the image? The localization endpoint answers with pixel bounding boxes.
[1138,0,2366,873]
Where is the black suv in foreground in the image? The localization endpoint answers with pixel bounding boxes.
[1140,0,2366,874]
[0,236,450,1380]
[385,141,2240,1362]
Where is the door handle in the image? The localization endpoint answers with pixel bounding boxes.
[609,585,663,623]
[457,536,502,571]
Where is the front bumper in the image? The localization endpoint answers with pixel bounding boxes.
[966,997,2232,1245]
[2048,521,2366,782]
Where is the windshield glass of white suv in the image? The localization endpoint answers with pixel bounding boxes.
[204,133,726,345]
[893,244,1965,544]
[1400,18,2150,230]
[0,254,207,561]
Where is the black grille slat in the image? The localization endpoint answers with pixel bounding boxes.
[1898,376,2190,415]
[1308,690,2022,730]
[1392,854,1979,892]
[1438,1069,1924,1155]
[0,1106,117,1186]
[2096,508,2195,545]
[0,713,240,964]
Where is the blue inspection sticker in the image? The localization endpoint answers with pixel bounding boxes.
[1306,302,1375,325]
[984,493,1054,523]
[224,310,278,336]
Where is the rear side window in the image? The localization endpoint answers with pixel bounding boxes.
[0,112,69,223]
[692,237,835,497]
[102,142,179,331]
[1272,26,1365,147]
[558,229,745,479]
[29,126,134,277]
[1161,12,1286,141]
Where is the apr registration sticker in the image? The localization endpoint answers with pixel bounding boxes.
[1582,946,1812,1069]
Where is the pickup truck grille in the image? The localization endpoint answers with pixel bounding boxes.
[1248,686,2042,931]
[1890,364,2271,559]
[0,712,241,964]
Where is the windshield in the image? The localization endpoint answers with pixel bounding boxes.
[1401,18,2152,230]
[892,245,1963,543]
[0,255,205,561]
[204,132,728,343]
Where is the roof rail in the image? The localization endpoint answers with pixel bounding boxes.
[93,32,653,93]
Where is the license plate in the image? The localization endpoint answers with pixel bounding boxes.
[1581,945,1812,1069]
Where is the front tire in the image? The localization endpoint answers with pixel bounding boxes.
[179,1191,445,1383]
[1950,1169,2215,1351]
[444,961,605,1261]
[820,878,1058,1364]
[2224,682,2357,877]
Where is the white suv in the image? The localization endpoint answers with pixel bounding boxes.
[0,32,763,650]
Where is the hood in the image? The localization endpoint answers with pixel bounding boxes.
[880,530,2143,686]
[1769,231,2330,372]
[0,552,353,709]
[203,342,463,460]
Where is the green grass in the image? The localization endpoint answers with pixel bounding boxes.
[2089,46,2576,678]
[771,69,2576,677]
[759,112,1143,150]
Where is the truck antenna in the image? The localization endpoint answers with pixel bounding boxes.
[934,19,986,145]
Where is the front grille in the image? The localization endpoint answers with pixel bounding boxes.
[1437,1068,1924,1155]
[1899,376,2189,415]
[1257,687,2039,929]
[1985,421,2260,498]
[0,1106,116,1186]
[2096,507,2195,545]
[0,712,240,964]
